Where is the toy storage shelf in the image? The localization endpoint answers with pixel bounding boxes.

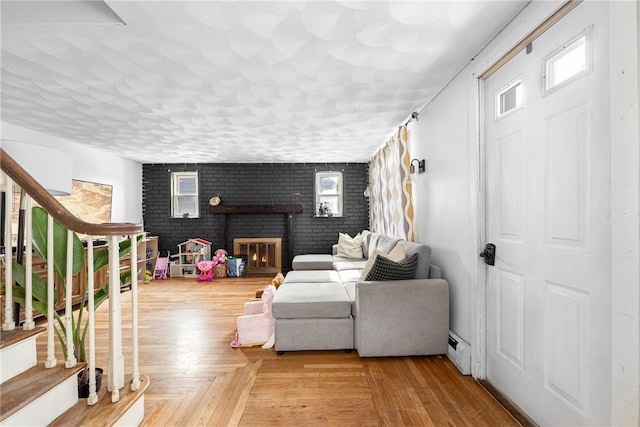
[142,236,158,280]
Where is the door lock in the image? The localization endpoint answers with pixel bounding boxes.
[480,243,496,266]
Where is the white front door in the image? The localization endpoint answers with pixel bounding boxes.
[483,2,611,425]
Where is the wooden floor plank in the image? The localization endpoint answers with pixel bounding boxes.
[32,277,520,426]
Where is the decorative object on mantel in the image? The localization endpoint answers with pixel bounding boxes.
[209,195,221,206]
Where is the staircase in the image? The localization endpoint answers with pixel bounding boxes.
[0,148,148,426]
[1,328,83,425]
[1,328,149,426]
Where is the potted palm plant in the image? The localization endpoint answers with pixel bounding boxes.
[7,206,139,396]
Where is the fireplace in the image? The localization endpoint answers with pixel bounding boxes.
[233,238,282,274]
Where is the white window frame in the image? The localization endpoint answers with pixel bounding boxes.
[542,27,592,95]
[171,171,199,218]
[315,170,343,217]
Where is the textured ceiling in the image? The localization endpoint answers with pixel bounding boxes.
[1,1,527,163]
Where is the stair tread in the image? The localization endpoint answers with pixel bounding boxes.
[51,374,150,427]
[0,326,46,349]
[0,362,85,422]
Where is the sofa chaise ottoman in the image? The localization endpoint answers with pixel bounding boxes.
[272,270,353,353]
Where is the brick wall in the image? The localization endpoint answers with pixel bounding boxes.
[142,163,369,271]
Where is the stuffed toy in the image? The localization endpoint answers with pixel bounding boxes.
[230,284,276,349]
[255,272,284,298]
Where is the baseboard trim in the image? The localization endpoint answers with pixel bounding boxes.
[478,380,539,427]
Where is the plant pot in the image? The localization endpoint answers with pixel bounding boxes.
[78,367,103,398]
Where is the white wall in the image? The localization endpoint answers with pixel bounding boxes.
[1,121,142,224]
[409,1,639,424]
[409,75,476,342]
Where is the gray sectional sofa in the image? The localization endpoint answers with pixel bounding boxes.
[272,231,449,357]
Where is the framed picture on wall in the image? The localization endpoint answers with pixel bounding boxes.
[10,179,113,244]
[57,179,113,224]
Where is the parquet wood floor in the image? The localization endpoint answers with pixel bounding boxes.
[36,277,521,426]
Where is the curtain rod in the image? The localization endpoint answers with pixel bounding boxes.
[403,111,419,126]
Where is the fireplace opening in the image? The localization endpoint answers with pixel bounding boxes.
[233,238,282,274]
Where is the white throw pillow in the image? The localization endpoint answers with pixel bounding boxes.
[337,233,363,258]
[358,244,406,281]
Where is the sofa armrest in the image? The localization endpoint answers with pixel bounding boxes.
[429,264,442,279]
[332,244,339,255]
[354,279,449,357]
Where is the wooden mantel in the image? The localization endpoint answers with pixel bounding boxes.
[209,205,303,270]
[208,204,302,214]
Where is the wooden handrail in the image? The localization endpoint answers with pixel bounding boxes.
[1,148,142,236]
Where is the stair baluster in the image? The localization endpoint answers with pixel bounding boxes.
[2,174,15,331]
[130,234,141,391]
[108,234,122,402]
[65,229,77,368]
[23,196,35,330]
[45,213,57,368]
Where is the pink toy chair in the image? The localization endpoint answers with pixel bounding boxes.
[196,260,216,282]
[196,250,227,282]
[230,285,276,348]
[153,252,170,280]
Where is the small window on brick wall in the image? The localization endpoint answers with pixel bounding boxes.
[315,171,343,217]
[171,171,199,218]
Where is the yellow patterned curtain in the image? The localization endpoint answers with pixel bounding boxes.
[369,125,414,241]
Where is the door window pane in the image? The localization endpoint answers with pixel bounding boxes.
[496,79,523,119]
[544,29,591,93]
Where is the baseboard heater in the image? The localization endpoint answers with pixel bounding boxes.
[447,331,471,375]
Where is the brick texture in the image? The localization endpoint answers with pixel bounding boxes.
[142,163,369,271]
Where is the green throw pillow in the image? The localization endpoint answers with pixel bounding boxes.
[364,253,418,281]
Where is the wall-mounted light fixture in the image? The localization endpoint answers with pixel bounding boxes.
[410,159,425,174]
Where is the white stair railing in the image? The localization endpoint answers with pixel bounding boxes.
[0,149,143,409]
